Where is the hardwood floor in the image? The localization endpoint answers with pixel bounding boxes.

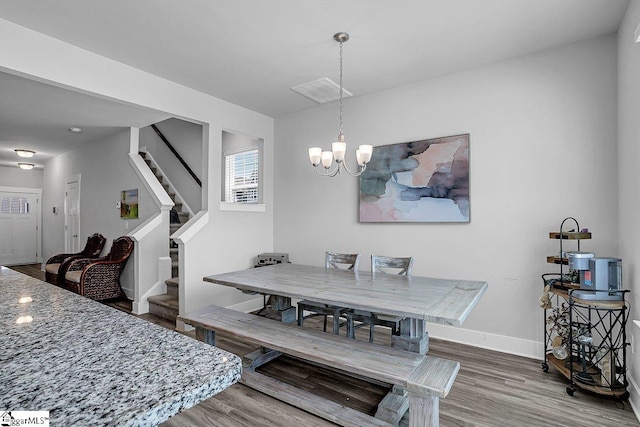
[8,264,639,426]
[9,263,45,281]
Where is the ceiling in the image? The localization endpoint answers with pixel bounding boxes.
[0,0,630,169]
[0,72,170,168]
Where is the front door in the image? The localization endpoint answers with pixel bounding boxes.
[0,190,38,265]
[64,177,81,253]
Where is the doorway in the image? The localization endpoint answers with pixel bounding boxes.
[64,175,81,253]
[0,187,41,266]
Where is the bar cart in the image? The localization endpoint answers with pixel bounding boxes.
[540,217,630,400]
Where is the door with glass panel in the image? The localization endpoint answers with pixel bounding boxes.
[0,190,38,265]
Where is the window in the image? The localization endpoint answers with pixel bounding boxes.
[221,131,264,212]
[1,197,29,214]
[224,149,259,204]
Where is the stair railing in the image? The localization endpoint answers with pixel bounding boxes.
[139,149,195,219]
[151,124,202,187]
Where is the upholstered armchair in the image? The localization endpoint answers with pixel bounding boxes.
[63,236,134,301]
[44,233,106,286]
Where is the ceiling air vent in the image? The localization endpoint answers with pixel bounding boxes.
[291,77,352,104]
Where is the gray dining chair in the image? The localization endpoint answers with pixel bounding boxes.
[297,251,360,335]
[346,255,413,343]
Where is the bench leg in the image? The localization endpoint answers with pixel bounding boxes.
[195,327,216,346]
[409,394,439,427]
[243,348,283,371]
[375,386,409,425]
[392,318,429,354]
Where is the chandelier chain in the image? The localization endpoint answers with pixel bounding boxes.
[339,39,344,136]
[307,32,372,177]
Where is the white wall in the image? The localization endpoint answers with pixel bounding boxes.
[42,128,155,295]
[275,35,619,357]
[140,117,202,213]
[617,0,640,415]
[0,165,44,188]
[0,17,274,314]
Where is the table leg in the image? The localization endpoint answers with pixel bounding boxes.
[196,327,216,346]
[392,318,429,354]
[264,295,296,324]
[409,394,439,427]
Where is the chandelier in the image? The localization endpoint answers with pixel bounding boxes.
[308,32,373,177]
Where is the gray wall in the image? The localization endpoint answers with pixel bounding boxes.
[274,35,619,357]
[0,165,44,188]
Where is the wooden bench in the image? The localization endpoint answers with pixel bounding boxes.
[178,305,459,427]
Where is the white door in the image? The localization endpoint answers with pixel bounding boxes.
[0,191,38,265]
[64,179,81,253]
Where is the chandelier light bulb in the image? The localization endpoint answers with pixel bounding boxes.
[332,141,346,163]
[308,147,322,166]
[358,145,373,164]
[321,151,333,169]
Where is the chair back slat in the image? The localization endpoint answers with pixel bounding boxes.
[81,233,106,257]
[106,236,135,262]
[371,255,413,276]
[325,251,360,271]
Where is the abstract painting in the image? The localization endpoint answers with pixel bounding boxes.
[359,134,469,223]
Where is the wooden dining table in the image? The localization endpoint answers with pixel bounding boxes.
[204,263,488,354]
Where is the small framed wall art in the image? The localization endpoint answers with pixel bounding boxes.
[120,189,139,219]
[359,134,469,223]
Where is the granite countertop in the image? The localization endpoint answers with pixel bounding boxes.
[0,267,242,426]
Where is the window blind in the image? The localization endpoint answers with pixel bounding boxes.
[1,197,29,214]
[225,149,259,204]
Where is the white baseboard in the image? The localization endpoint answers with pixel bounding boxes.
[427,323,542,360]
[132,298,148,316]
[629,370,640,422]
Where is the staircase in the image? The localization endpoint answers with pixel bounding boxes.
[139,151,191,324]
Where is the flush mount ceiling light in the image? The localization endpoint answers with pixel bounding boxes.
[15,149,35,158]
[18,163,34,170]
[307,32,372,177]
[69,127,82,133]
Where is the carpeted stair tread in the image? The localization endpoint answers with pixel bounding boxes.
[165,277,179,286]
[148,293,179,322]
[148,293,178,309]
